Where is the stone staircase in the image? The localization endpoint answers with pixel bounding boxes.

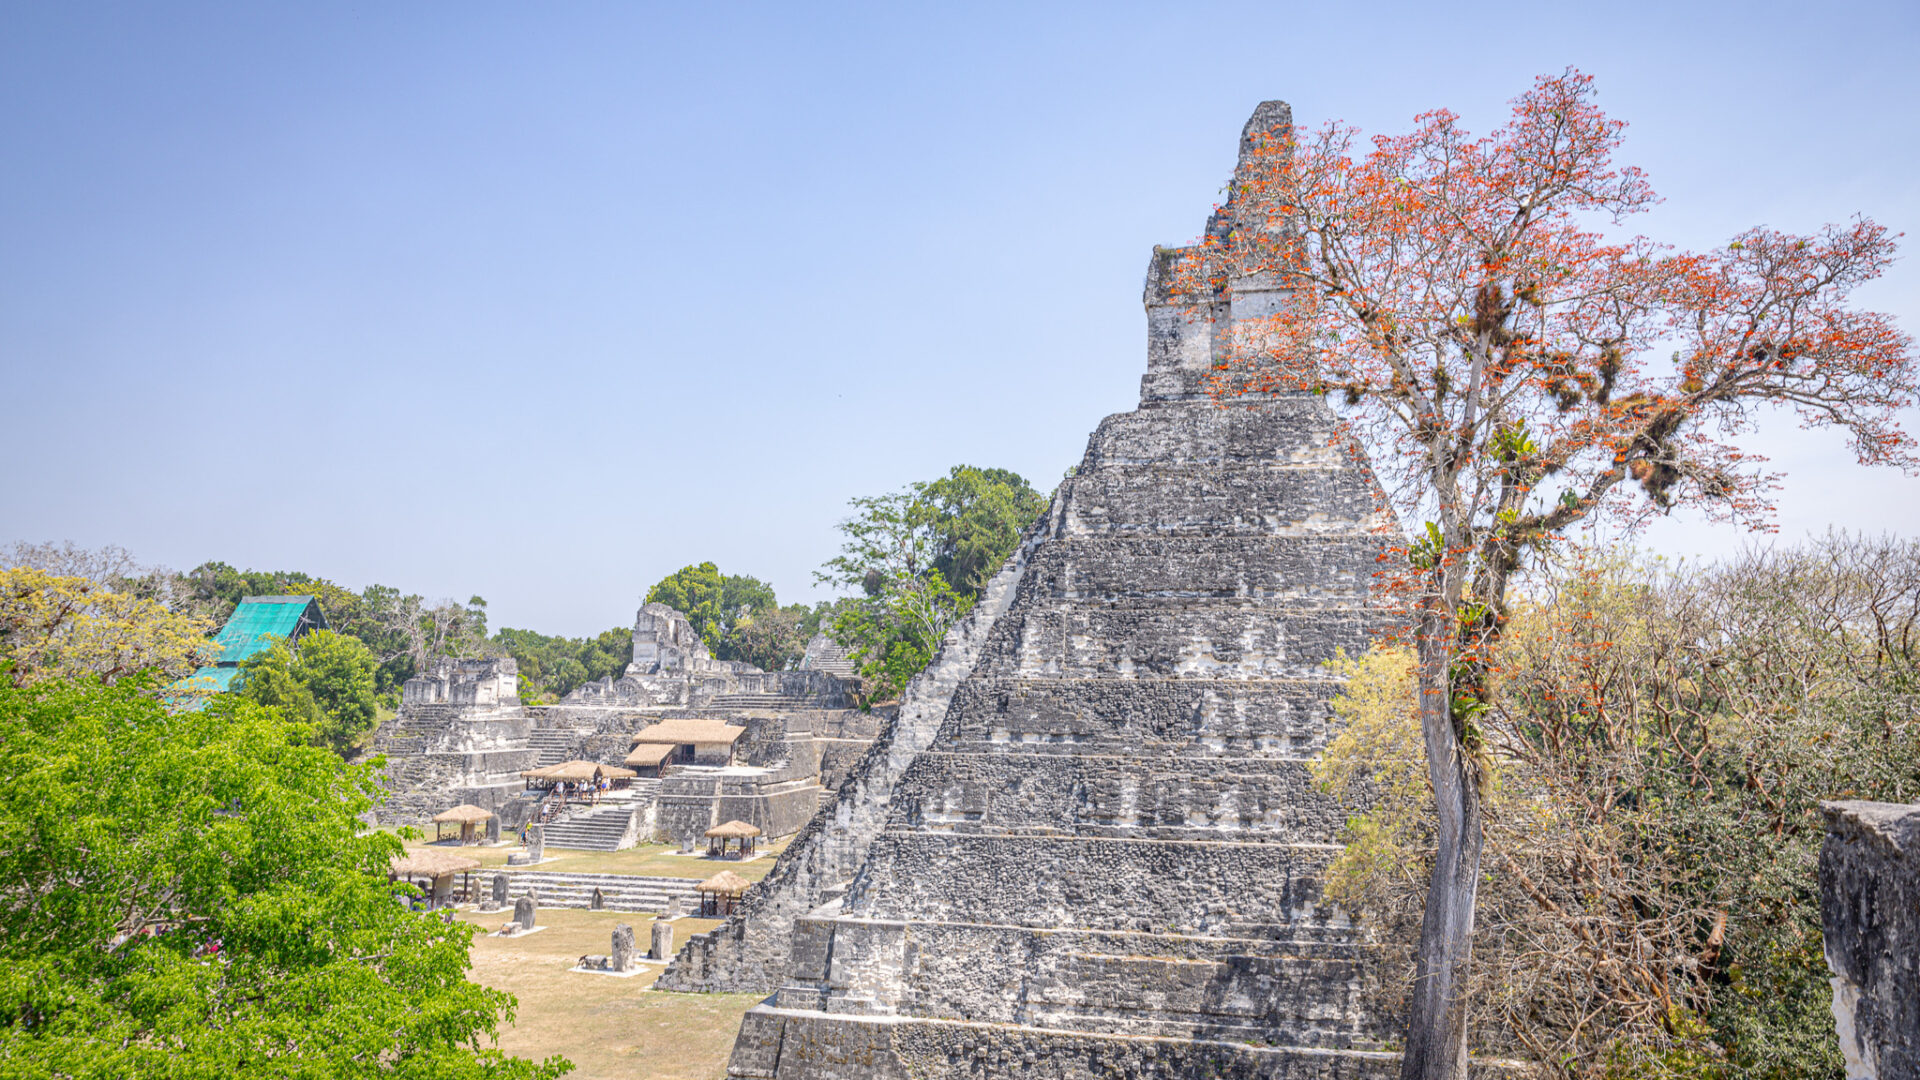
[800,636,857,677]
[526,728,577,766]
[706,692,815,710]
[491,869,705,914]
[540,793,654,851]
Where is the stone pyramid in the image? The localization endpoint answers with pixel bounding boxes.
[693,101,1404,1079]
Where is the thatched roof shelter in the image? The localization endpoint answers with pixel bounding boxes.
[390,850,482,878]
[630,718,747,746]
[431,804,494,824]
[695,870,750,895]
[704,820,762,839]
[520,760,637,783]
[623,742,673,768]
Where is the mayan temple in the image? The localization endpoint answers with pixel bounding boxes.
[672,100,1406,1078]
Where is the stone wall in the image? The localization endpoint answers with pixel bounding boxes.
[1821,800,1920,1080]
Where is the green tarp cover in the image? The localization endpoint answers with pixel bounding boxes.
[212,596,315,664]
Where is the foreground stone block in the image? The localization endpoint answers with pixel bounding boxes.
[651,920,674,961]
[612,924,636,972]
[514,894,537,932]
[1822,800,1920,1080]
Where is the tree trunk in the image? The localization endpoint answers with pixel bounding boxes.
[1399,604,1485,1080]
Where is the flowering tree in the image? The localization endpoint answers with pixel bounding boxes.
[1176,71,1917,1079]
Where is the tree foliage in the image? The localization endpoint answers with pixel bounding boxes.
[490,626,631,704]
[1179,70,1918,1077]
[1316,536,1920,1078]
[186,562,494,703]
[919,466,1052,597]
[0,566,216,689]
[642,563,811,670]
[0,673,566,1078]
[236,630,383,755]
[818,466,1048,701]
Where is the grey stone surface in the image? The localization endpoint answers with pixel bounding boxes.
[651,919,674,961]
[526,823,544,862]
[486,816,501,844]
[514,894,536,932]
[701,101,1406,1079]
[612,924,636,972]
[484,873,507,911]
[1822,800,1920,1080]
[591,886,605,910]
[658,514,1049,994]
[368,606,864,838]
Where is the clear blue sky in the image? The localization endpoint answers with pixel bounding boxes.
[5,1,1917,636]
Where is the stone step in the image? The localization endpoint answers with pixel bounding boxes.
[485,869,707,914]
[526,728,579,767]
[708,694,818,709]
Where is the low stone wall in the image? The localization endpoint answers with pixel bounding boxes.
[1821,800,1920,1080]
[656,774,824,844]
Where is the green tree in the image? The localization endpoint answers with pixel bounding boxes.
[644,564,785,660]
[492,626,632,703]
[818,489,970,702]
[237,630,381,756]
[725,606,808,672]
[0,673,567,1078]
[817,467,1047,701]
[1313,537,1920,1078]
[0,567,217,690]
[645,563,726,649]
[920,466,1050,598]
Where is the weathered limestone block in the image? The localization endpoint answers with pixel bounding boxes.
[890,751,1354,843]
[1822,800,1920,1080]
[514,895,537,932]
[651,920,674,961]
[526,823,544,862]
[611,924,636,972]
[483,873,507,912]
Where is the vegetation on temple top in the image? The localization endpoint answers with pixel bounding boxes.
[1183,70,1917,1079]
[641,562,825,676]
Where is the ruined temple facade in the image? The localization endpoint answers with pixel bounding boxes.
[371,605,869,844]
[669,101,1407,1078]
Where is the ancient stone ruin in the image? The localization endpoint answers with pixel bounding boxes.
[670,100,1404,1078]
[368,602,878,857]
[1822,801,1920,1080]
